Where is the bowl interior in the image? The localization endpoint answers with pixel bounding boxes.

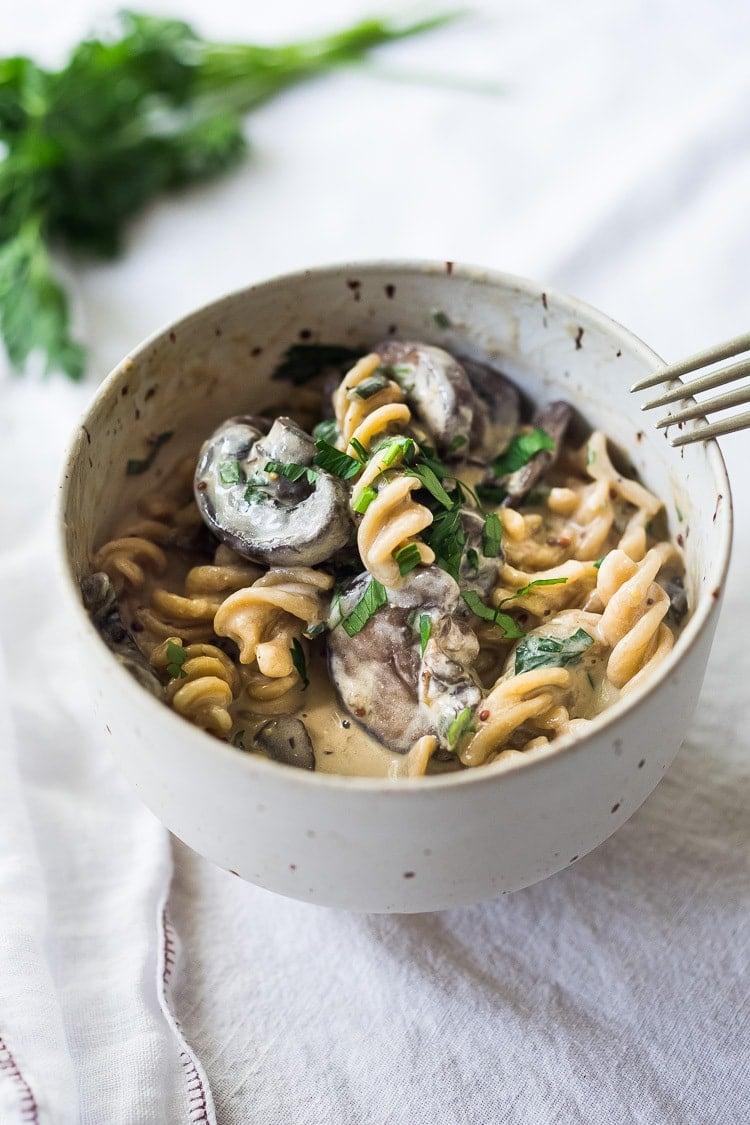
[60,261,732,778]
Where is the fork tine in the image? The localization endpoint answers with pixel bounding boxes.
[670,409,750,446]
[655,383,750,428]
[641,355,750,409]
[630,329,750,392]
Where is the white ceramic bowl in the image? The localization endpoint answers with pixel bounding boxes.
[58,261,732,912]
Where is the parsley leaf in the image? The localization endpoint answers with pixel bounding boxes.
[405,463,454,508]
[482,512,502,557]
[498,577,567,605]
[447,706,474,749]
[350,373,391,399]
[264,459,319,485]
[1,11,455,378]
[313,439,362,480]
[394,543,422,576]
[423,504,465,582]
[514,628,594,675]
[352,485,378,514]
[165,639,188,679]
[289,638,309,689]
[231,729,246,749]
[432,308,451,329]
[218,460,243,485]
[491,428,555,477]
[419,613,432,656]
[465,547,480,574]
[312,418,339,445]
[461,590,525,638]
[340,578,388,636]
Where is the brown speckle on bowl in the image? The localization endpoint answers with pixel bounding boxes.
[569,855,579,864]
[575,326,584,350]
[82,425,92,445]
[289,864,297,872]
[613,739,623,756]
[385,284,396,299]
[229,869,239,877]
[610,802,621,814]
[638,759,645,769]
[636,430,644,442]
[713,494,723,522]
[712,587,721,600]
[616,349,622,357]
[214,326,222,337]
[541,292,548,310]
[121,385,129,396]
[387,324,397,335]
[403,871,415,879]
[144,386,157,401]
[445,261,454,276]
[299,328,312,340]
[251,346,263,357]
[169,331,176,343]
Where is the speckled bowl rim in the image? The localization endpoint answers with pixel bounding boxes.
[58,259,734,793]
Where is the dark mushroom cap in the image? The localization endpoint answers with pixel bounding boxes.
[194,415,353,567]
[255,716,315,770]
[328,567,482,753]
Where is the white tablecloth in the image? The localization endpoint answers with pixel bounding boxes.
[1,2,749,1122]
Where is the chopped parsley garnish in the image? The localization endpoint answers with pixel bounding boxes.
[378,363,413,378]
[244,480,268,503]
[461,590,525,638]
[405,463,454,508]
[498,577,567,605]
[432,308,451,329]
[312,418,339,445]
[447,706,474,749]
[476,483,508,506]
[231,729,246,749]
[165,640,188,679]
[491,428,554,478]
[313,439,362,480]
[264,459,319,485]
[352,485,378,514]
[514,628,594,675]
[447,434,468,454]
[340,578,388,636]
[482,512,502,557]
[375,435,417,467]
[289,638,309,689]
[348,437,369,462]
[465,547,480,575]
[350,373,391,399]
[593,554,607,570]
[126,430,174,476]
[423,504,465,582]
[586,445,597,466]
[419,613,432,656]
[218,459,243,485]
[394,543,422,577]
[271,343,363,385]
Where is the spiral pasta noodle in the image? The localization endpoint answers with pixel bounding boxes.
[136,554,263,646]
[151,637,240,736]
[461,667,572,767]
[213,567,333,676]
[333,352,410,454]
[357,476,435,586]
[596,547,674,690]
[92,536,167,596]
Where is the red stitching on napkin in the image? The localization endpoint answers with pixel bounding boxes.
[0,1035,40,1125]
[180,1052,209,1123]
[160,908,211,1123]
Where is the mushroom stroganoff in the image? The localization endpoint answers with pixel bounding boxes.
[84,341,688,778]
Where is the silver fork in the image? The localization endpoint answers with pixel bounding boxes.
[631,330,750,447]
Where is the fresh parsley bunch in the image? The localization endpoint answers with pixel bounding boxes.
[0,10,453,380]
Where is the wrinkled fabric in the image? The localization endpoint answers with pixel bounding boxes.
[1,1,749,1122]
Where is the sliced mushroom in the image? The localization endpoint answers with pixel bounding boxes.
[80,572,163,697]
[458,509,504,598]
[328,567,482,753]
[376,341,477,457]
[461,357,521,461]
[479,401,573,508]
[661,575,689,623]
[194,415,353,567]
[255,716,315,770]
